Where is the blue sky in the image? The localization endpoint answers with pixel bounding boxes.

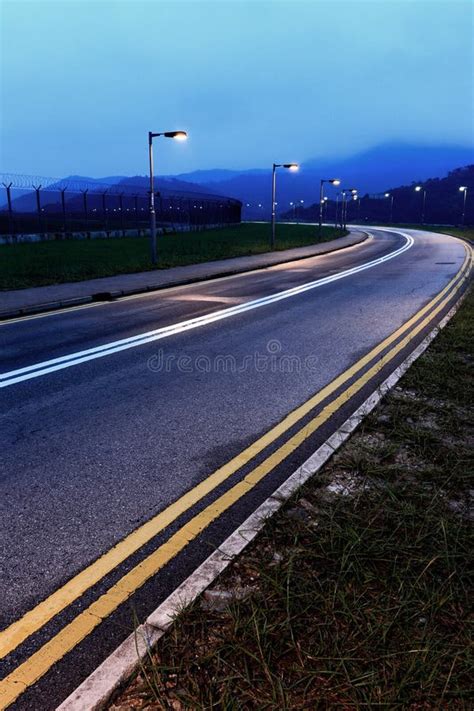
[1,0,472,177]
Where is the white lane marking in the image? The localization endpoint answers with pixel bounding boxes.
[0,233,372,327]
[1,233,413,388]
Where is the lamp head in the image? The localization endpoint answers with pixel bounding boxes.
[384,192,390,198]
[283,163,299,171]
[415,186,422,192]
[459,186,467,192]
[164,131,188,140]
[330,179,341,186]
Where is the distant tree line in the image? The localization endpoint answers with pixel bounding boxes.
[281,165,474,226]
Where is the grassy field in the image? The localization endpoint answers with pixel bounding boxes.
[112,287,473,710]
[0,223,346,290]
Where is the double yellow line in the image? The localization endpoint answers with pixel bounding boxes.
[0,246,471,709]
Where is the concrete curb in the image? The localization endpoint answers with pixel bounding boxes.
[0,232,368,321]
[56,285,468,711]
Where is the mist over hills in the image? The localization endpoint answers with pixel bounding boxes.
[62,175,221,196]
[4,142,473,216]
[54,142,474,206]
[169,143,474,214]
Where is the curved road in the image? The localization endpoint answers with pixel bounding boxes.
[0,227,471,709]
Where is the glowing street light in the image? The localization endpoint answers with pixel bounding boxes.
[341,188,357,229]
[385,192,394,223]
[271,163,299,248]
[148,130,188,264]
[459,186,468,227]
[319,178,341,237]
[297,199,304,224]
[414,185,426,224]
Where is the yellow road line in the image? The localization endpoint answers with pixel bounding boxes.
[0,256,471,709]
[0,248,470,666]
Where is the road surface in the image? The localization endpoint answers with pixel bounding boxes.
[0,227,470,709]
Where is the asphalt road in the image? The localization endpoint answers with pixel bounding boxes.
[0,227,470,710]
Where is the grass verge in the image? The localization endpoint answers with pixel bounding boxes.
[111,287,473,710]
[0,223,347,290]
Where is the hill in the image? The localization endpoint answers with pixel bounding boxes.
[170,142,474,219]
[282,164,474,226]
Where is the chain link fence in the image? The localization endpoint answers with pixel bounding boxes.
[0,174,242,241]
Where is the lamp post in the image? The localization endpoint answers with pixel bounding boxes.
[319,178,340,237]
[384,192,394,223]
[459,186,468,227]
[271,163,299,249]
[353,194,360,223]
[414,185,426,224]
[148,130,187,265]
[323,196,329,222]
[341,188,357,229]
[298,199,304,224]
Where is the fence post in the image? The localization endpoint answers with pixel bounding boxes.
[60,187,68,237]
[2,182,14,236]
[81,189,89,238]
[32,184,44,238]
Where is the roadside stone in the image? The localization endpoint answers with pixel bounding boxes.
[269,551,284,567]
[324,471,370,497]
[285,506,312,523]
[201,585,258,612]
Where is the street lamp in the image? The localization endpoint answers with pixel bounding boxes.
[322,196,329,222]
[295,199,304,224]
[319,178,340,237]
[384,192,394,223]
[414,185,426,224]
[352,194,361,222]
[459,186,468,227]
[271,163,299,248]
[148,130,187,265]
[341,188,357,229]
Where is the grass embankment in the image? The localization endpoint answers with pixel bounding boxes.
[112,288,473,709]
[0,223,346,290]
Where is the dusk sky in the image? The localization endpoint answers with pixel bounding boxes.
[1,0,473,178]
